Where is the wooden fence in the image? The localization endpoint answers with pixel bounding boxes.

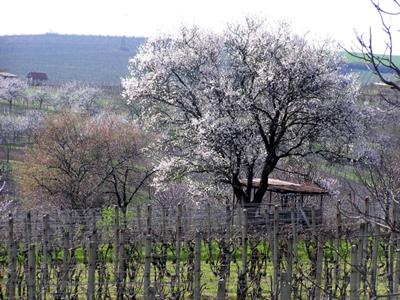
[0,201,398,299]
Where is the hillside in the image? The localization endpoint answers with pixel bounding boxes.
[0,34,398,85]
[341,53,399,84]
[0,34,145,85]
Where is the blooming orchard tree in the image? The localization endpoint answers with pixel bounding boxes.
[29,86,53,109]
[56,82,100,113]
[123,19,361,205]
[0,78,27,112]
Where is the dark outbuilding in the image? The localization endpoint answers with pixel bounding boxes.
[27,72,48,86]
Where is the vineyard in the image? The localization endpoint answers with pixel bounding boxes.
[0,200,398,299]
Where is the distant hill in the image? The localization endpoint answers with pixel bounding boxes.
[0,34,145,85]
[0,34,398,86]
[341,52,399,84]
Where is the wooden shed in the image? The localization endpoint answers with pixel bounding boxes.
[239,177,328,226]
[27,72,48,86]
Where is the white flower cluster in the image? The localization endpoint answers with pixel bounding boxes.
[123,19,361,199]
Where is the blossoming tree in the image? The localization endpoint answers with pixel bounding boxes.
[0,78,27,112]
[123,19,361,205]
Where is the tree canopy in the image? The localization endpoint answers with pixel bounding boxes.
[19,112,153,210]
[123,19,361,204]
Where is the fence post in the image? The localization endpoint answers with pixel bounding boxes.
[61,227,70,298]
[87,241,96,300]
[315,236,324,300]
[237,208,248,300]
[114,206,120,284]
[216,203,231,299]
[146,204,152,234]
[370,225,379,298]
[42,214,50,297]
[24,212,36,300]
[286,237,293,299]
[207,203,211,243]
[280,272,290,300]
[117,208,126,300]
[350,244,360,300]
[28,243,36,300]
[7,214,16,300]
[174,203,182,298]
[273,205,279,299]
[137,204,143,233]
[194,230,201,300]
[216,279,226,300]
[143,204,153,299]
[392,201,400,299]
[333,204,342,297]
[143,234,152,300]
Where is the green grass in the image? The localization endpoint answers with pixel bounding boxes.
[343,52,400,65]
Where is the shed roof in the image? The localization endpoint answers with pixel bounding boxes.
[27,72,48,80]
[240,178,327,195]
[0,72,18,79]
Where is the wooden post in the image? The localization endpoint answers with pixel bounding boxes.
[193,230,201,300]
[333,204,342,297]
[389,233,395,296]
[114,206,120,283]
[136,204,143,233]
[87,241,97,300]
[143,234,152,300]
[24,212,35,300]
[143,204,153,299]
[216,279,226,300]
[280,272,290,300]
[7,214,16,300]
[27,243,36,300]
[311,207,324,299]
[273,206,279,299]
[207,203,211,242]
[42,214,50,297]
[237,208,248,300]
[370,225,379,298]
[315,237,324,300]
[393,201,400,299]
[146,204,152,235]
[117,208,126,300]
[350,244,360,300]
[174,203,183,297]
[216,203,231,298]
[162,205,167,242]
[286,238,293,299]
[61,228,70,297]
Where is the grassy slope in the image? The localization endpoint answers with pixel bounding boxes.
[342,52,400,65]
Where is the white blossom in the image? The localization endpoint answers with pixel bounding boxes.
[123,19,362,204]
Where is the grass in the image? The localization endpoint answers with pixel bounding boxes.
[343,52,400,65]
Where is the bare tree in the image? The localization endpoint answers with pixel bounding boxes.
[343,0,400,231]
[350,0,400,104]
[93,113,155,214]
[19,112,153,210]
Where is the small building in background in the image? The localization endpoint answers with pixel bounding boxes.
[239,177,327,227]
[0,72,18,79]
[27,72,48,86]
